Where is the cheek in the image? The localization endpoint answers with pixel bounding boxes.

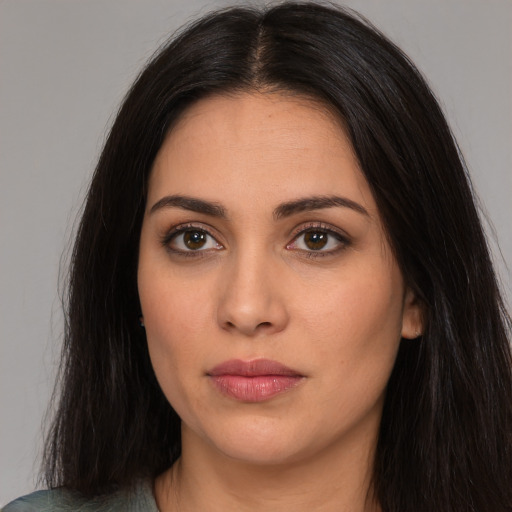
[145,293,206,345]
[139,279,212,427]
[297,263,404,395]
[138,262,214,392]
[300,268,403,342]
[294,276,403,438]
[138,251,214,339]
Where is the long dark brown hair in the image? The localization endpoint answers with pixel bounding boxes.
[44,3,512,511]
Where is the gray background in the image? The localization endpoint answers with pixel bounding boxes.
[1,0,510,504]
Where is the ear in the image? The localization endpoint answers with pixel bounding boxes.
[401,288,424,339]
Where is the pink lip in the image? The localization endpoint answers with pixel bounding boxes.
[207,359,304,402]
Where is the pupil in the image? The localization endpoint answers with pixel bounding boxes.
[184,230,206,249]
[305,231,328,250]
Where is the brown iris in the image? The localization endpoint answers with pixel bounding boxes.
[183,230,207,250]
[304,231,328,250]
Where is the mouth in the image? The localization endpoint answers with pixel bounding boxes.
[207,359,305,402]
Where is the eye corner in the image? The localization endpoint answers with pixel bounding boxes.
[286,222,351,257]
[160,223,224,257]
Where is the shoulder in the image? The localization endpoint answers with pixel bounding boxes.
[2,488,76,512]
[1,480,158,512]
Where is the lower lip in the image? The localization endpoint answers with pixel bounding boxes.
[209,375,303,402]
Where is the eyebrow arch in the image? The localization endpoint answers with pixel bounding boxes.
[149,194,227,218]
[149,193,368,220]
[273,195,369,220]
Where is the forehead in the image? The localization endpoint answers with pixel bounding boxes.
[148,92,375,215]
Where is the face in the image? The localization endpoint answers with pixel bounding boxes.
[138,92,421,467]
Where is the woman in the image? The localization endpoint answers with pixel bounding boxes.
[3,2,511,511]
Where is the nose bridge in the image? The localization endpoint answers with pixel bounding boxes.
[216,242,288,336]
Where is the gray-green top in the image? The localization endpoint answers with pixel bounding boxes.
[1,480,158,512]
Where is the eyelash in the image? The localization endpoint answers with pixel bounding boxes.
[160,223,223,258]
[160,222,350,259]
[287,222,350,258]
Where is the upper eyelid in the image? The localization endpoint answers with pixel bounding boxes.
[289,222,350,241]
[161,224,224,256]
[160,221,350,248]
[162,222,221,241]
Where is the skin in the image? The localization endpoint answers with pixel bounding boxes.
[138,92,422,512]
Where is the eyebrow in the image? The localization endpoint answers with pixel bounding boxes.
[273,195,369,219]
[149,194,368,219]
[149,195,227,218]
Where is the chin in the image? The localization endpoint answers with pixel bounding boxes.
[214,436,305,467]
[188,414,315,466]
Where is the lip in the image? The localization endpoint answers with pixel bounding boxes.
[207,359,304,402]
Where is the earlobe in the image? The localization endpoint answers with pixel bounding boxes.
[401,288,424,339]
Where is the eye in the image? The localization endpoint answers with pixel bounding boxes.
[164,226,223,253]
[287,226,348,255]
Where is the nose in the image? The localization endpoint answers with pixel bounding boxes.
[216,250,289,337]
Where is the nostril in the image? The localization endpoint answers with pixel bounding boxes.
[223,320,273,333]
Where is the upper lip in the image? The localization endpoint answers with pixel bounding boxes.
[208,358,302,377]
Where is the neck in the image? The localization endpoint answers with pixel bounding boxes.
[155,425,381,512]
